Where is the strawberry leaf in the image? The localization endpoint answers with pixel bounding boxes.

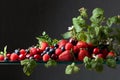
[65,62,80,74]
[45,59,57,68]
[21,59,37,76]
[106,58,116,68]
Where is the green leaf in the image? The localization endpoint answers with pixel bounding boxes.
[106,58,116,68]
[62,32,72,39]
[21,59,37,76]
[79,7,88,18]
[45,59,57,68]
[3,45,7,57]
[107,16,118,27]
[90,8,104,24]
[65,62,80,74]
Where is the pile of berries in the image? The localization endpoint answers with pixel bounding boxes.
[0,38,116,62]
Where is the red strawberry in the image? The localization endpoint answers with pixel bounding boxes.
[20,49,26,55]
[93,47,100,54]
[43,54,50,62]
[0,55,4,61]
[40,42,49,51]
[73,46,79,53]
[65,42,74,50]
[10,53,19,61]
[30,47,37,55]
[55,48,62,56]
[58,50,73,61]
[76,41,88,48]
[58,39,68,48]
[107,51,115,57]
[78,49,89,61]
[96,54,103,58]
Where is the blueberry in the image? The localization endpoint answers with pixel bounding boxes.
[49,48,55,54]
[61,46,65,52]
[41,51,46,56]
[54,44,59,48]
[14,49,20,54]
[45,47,50,52]
[69,38,78,45]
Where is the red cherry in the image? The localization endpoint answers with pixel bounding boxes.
[0,55,4,61]
[19,54,26,60]
[93,48,100,54]
[20,49,26,55]
[34,54,41,61]
[6,53,11,59]
[26,54,31,59]
[30,47,37,55]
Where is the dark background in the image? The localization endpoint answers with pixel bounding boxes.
[0,0,120,80]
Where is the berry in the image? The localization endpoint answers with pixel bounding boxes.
[51,54,58,60]
[43,54,50,62]
[60,46,65,52]
[19,54,26,60]
[10,53,19,61]
[58,39,68,48]
[76,41,88,48]
[40,42,49,51]
[96,54,103,58]
[26,54,31,59]
[58,50,73,61]
[34,54,41,61]
[20,49,26,55]
[93,48,100,54]
[0,55,4,61]
[6,53,11,59]
[65,42,74,50]
[107,51,115,57]
[69,38,78,45]
[78,49,89,61]
[55,48,62,56]
[73,46,79,53]
[30,47,37,55]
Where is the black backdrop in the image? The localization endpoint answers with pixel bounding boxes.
[0,0,120,80]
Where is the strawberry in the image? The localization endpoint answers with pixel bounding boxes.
[96,54,103,58]
[73,46,79,53]
[78,49,89,61]
[58,39,68,48]
[30,47,38,55]
[40,42,49,51]
[93,47,100,54]
[76,41,88,48]
[43,54,50,62]
[58,50,73,61]
[65,42,74,50]
[55,48,62,56]
[10,53,19,61]
[20,49,26,55]
[107,51,115,57]
[0,55,4,61]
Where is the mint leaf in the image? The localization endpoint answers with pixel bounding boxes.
[62,32,72,39]
[21,59,37,76]
[65,62,80,74]
[45,59,57,68]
